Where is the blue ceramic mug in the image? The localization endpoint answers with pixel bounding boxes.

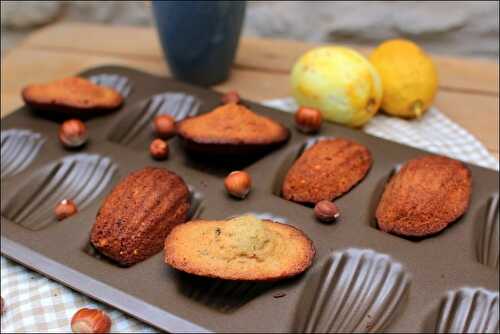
[152,1,246,86]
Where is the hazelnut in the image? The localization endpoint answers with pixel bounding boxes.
[59,119,88,148]
[221,90,240,104]
[314,200,340,223]
[71,308,111,334]
[224,171,252,199]
[150,138,169,160]
[153,115,176,139]
[295,107,323,134]
[54,199,78,221]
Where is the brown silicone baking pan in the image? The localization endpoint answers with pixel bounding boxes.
[1,66,499,333]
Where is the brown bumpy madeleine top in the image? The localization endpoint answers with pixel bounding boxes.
[165,215,315,281]
[176,103,290,146]
[22,77,123,112]
[282,138,373,204]
[90,167,190,266]
[376,155,472,237]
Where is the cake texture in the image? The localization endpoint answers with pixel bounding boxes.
[164,215,315,281]
[282,138,372,204]
[90,167,190,266]
[176,103,290,155]
[376,155,472,237]
[22,77,123,117]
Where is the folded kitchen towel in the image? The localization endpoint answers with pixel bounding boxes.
[1,98,498,333]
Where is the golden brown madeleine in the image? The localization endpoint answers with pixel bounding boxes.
[282,138,372,204]
[376,155,472,237]
[176,103,289,155]
[165,215,315,281]
[22,77,123,115]
[91,167,190,266]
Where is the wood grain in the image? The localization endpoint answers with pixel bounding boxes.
[19,23,499,95]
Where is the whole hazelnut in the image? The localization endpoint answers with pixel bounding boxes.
[59,119,88,148]
[314,200,340,223]
[150,138,169,160]
[295,107,323,134]
[71,308,111,334]
[153,115,176,139]
[221,90,240,104]
[224,171,252,199]
[54,199,78,221]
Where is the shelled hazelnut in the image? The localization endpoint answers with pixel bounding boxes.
[221,90,240,104]
[224,171,252,199]
[59,119,88,148]
[295,107,323,134]
[71,308,111,334]
[153,115,176,139]
[314,200,340,223]
[54,199,78,221]
[150,139,169,160]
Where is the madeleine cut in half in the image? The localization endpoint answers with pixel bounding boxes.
[22,77,123,117]
[176,103,290,155]
[376,155,472,237]
[165,215,315,281]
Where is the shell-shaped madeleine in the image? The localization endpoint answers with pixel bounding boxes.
[2,154,117,230]
[432,288,499,333]
[1,129,45,179]
[294,248,411,333]
[476,194,499,268]
[90,167,190,266]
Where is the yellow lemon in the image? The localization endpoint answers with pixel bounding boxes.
[370,39,438,118]
[291,46,382,127]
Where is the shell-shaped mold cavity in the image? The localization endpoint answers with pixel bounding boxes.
[88,73,133,98]
[2,154,118,230]
[1,129,45,179]
[476,194,499,268]
[186,185,204,220]
[293,248,411,333]
[108,92,200,147]
[175,272,274,313]
[430,287,499,333]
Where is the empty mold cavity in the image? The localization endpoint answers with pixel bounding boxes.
[293,248,411,333]
[1,129,45,179]
[272,136,334,200]
[174,271,275,313]
[83,185,204,265]
[88,73,133,98]
[475,194,499,268]
[107,92,200,148]
[2,154,117,231]
[423,287,499,333]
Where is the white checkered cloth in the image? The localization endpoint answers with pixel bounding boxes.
[1,98,498,333]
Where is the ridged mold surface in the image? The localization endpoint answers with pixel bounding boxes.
[89,73,133,98]
[108,92,200,146]
[1,129,45,179]
[2,154,118,230]
[476,194,499,268]
[432,287,499,333]
[294,248,411,333]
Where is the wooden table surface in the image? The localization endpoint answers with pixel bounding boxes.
[1,23,498,159]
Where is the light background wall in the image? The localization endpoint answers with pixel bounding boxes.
[1,1,499,59]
